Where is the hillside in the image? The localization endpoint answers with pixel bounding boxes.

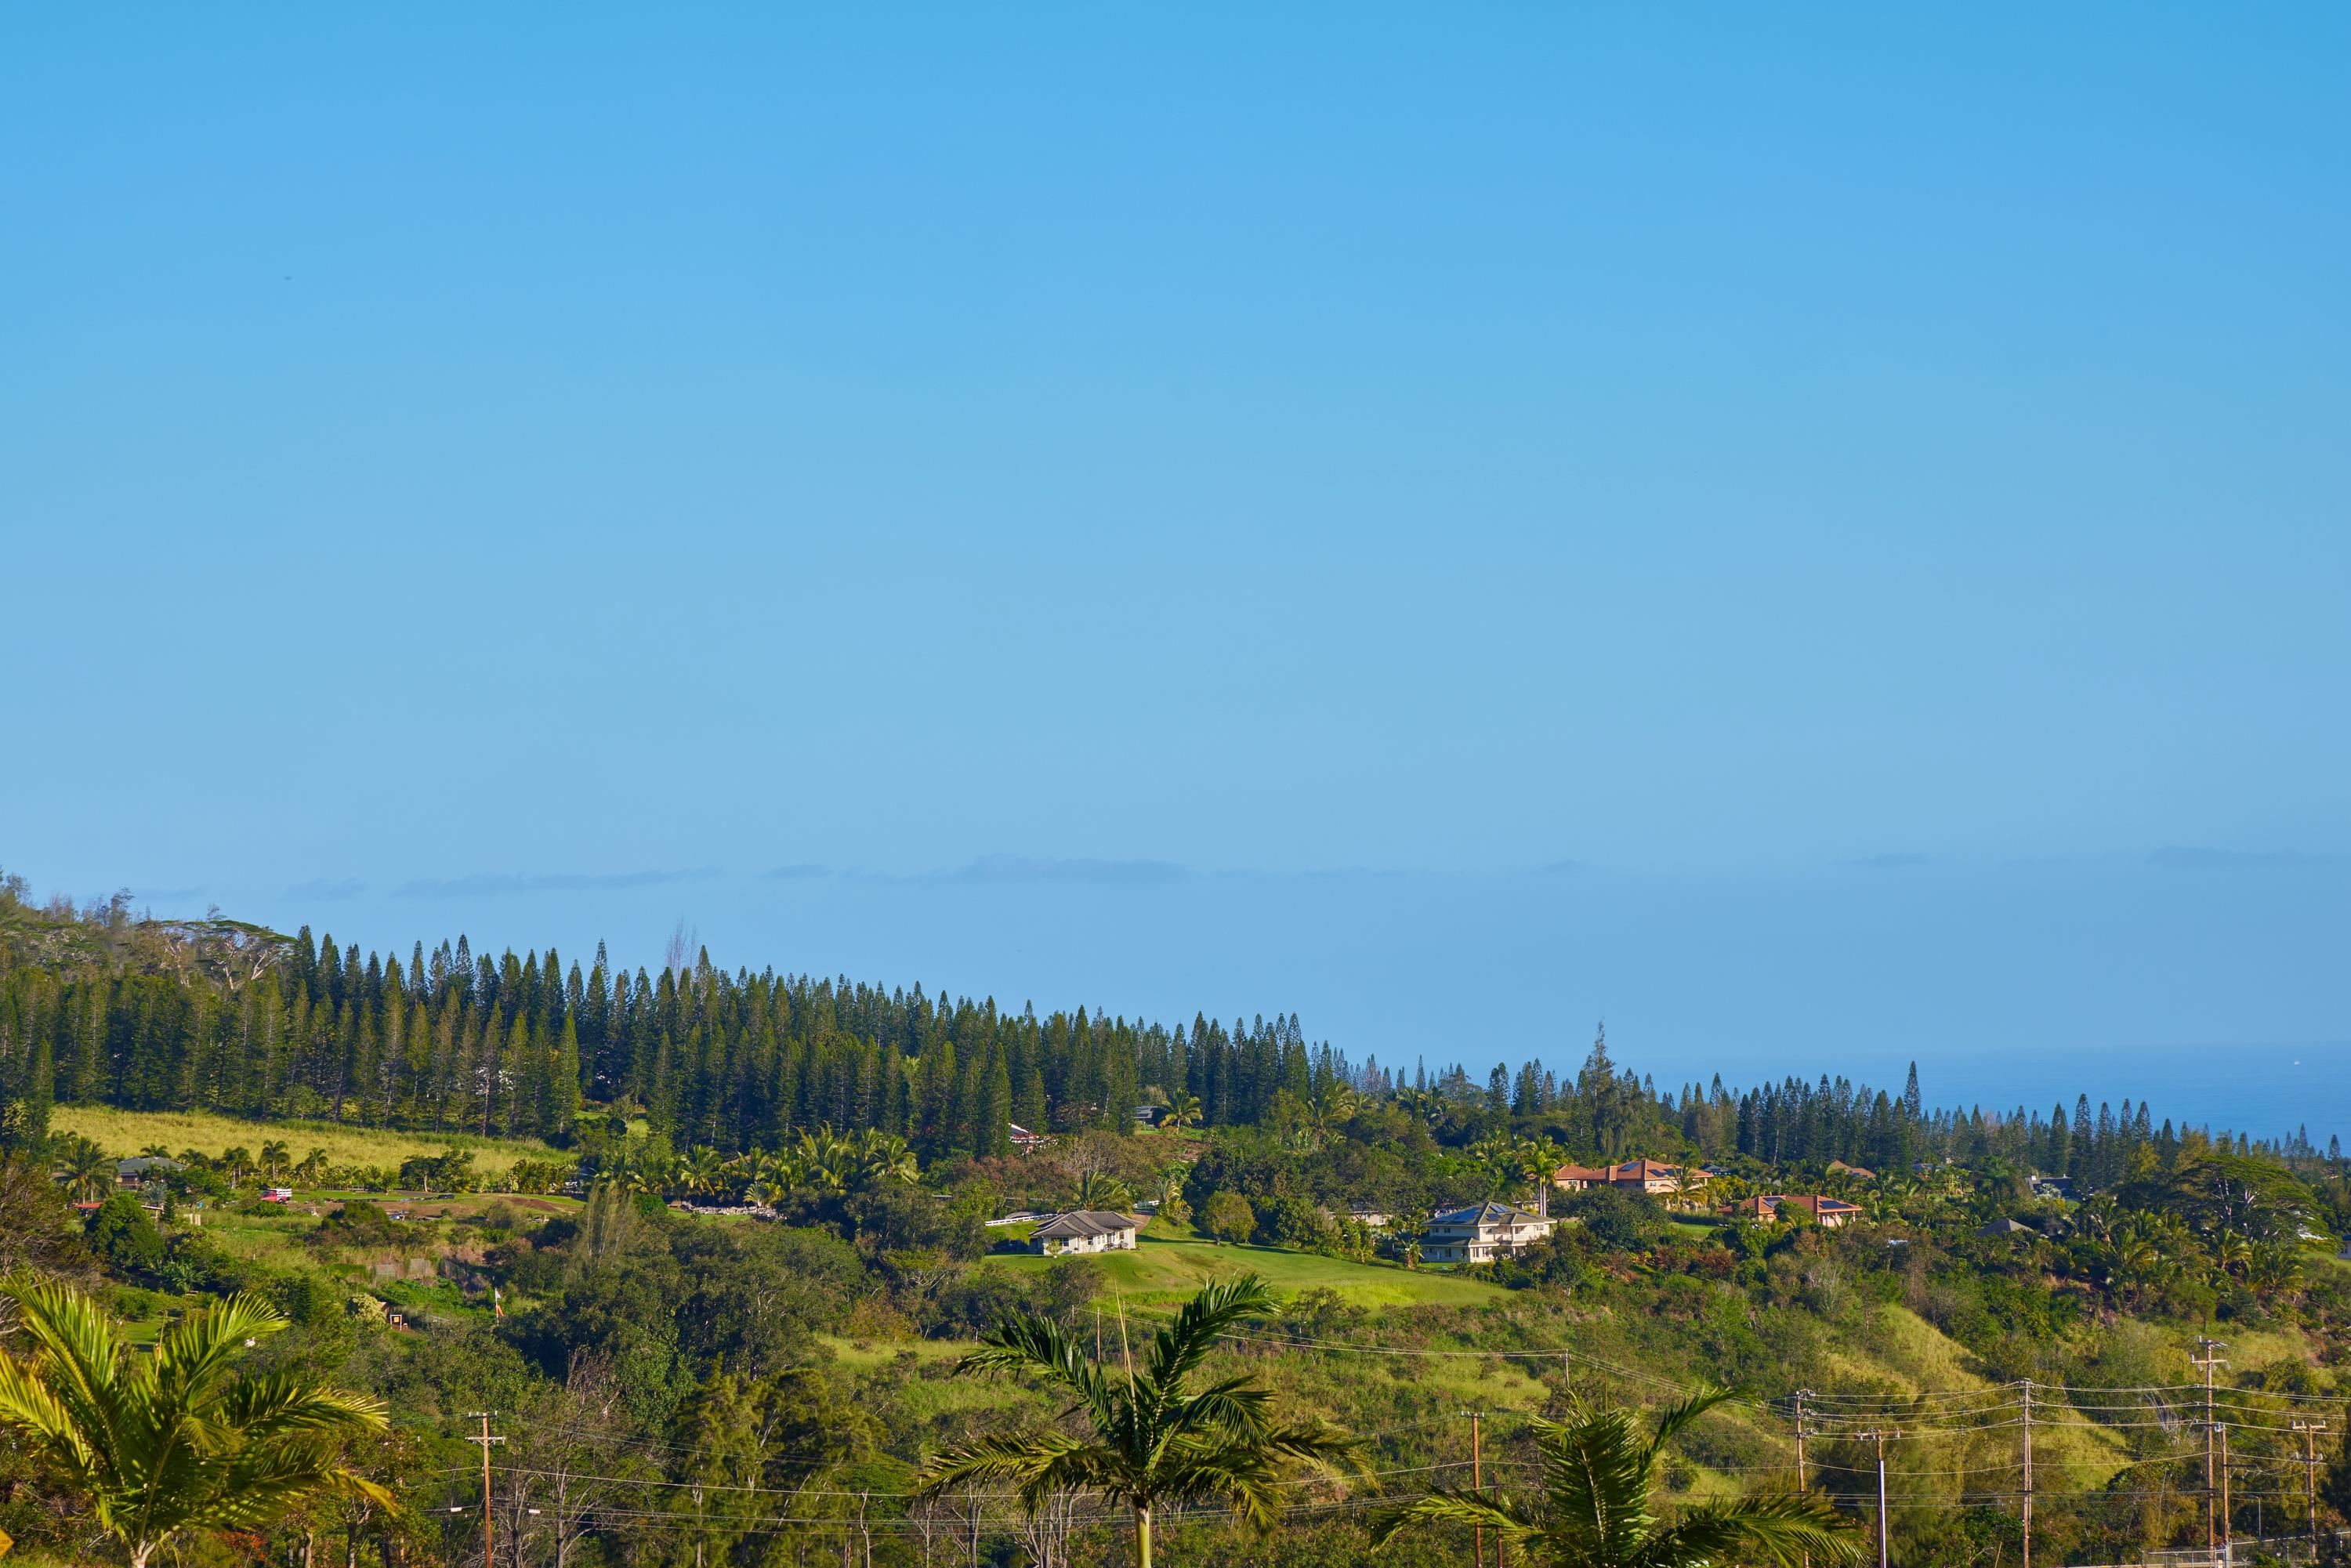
[49,1104,560,1179]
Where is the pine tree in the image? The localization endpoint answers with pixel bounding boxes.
[552,1016,582,1136]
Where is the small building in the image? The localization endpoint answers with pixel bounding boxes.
[1827,1160,1876,1181]
[1978,1217,2040,1240]
[1133,1105,1167,1127]
[1720,1193,1863,1229]
[1008,1122,1048,1151]
[1421,1200,1555,1264]
[2028,1174,2073,1200]
[1027,1210,1143,1255]
[117,1156,183,1186]
[1341,1200,1393,1229]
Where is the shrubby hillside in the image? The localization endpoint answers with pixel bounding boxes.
[2,875,2349,1568]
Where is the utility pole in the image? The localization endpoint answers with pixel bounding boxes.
[2219,1425,2232,1568]
[1858,1429,1897,1568]
[465,1413,505,1568]
[2292,1420,2328,1561]
[1794,1392,1812,1568]
[1470,1410,1486,1568]
[2020,1381,2034,1568]
[2193,1338,2228,1559]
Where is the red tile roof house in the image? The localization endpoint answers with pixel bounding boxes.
[1550,1163,1614,1192]
[1719,1193,1863,1229]
[1607,1159,1708,1197]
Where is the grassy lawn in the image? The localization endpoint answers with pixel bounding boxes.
[981,1232,1505,1309]
[51,1104,560,1175]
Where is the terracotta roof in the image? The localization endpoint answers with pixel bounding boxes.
[1551,1164,1612,1182]
[1608,1159,1694,1181]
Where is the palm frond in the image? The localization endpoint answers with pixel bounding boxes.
[915,1428,1120,1510]
[1640,1383,1741,1469]
[0,1354,102,1483]
[1143,1273,1277,1393]
[1147,1439,1291,1529]
[1163,1374,1275,1443]
[216,1374,389,1442]
[1,1279,128,1472]
[148,1294,289,1408]
[1371,1487,1538,1551]
[1630,1494,1867,1568]
[957,1313,1116,1427]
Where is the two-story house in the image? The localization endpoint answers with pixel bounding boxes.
[1419,1200,1555,1263]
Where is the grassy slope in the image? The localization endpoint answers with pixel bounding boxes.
[981,1231,1505,1309]
[51,1104,558,1175]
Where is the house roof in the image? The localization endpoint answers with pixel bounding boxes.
[1430,1200,1545,1226]
[1029,1209,1141,1240]
[1551,1164,1612,1182]
[1827,1161,1876,1179]
[1608,1159,1686,1180]
[1722,1193,1861,1220]
[1978,1218,2040,1237]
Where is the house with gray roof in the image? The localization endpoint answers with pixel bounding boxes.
[1027,1210,1143,1255]
[1420,1200,1554,1264]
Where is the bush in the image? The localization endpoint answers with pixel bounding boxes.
[1202,1191,1255,1245]
[1252,1194,1331,1250]
[85,1192,164,1279]
[1559,1186,1662,1252]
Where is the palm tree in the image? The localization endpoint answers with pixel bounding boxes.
[1514,1138,1563,1219]
[219,1146,252,1187]
[1375,1386,1861,1568]
[0,1280,394,1568]
[1071,1170,1133,1210]
[259,1140,290,1180]
[56,1136,114,1202]
[681,1146,730,1198]
[1306,1084,1359,1146]
[1162,1090,1203,1132]
[855,1130,919,1186]
[916,1273,1356,1568]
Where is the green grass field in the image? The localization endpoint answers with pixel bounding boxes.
[981,1231,1506,1308]
[51,1104,559,1175]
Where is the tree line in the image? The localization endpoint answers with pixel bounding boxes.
[2,878,2327,1187]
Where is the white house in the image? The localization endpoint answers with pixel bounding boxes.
[1027,1210,1143,1255]
[1420,1200,1555,1263]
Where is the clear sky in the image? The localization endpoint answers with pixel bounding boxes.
[5,10,2346,1133]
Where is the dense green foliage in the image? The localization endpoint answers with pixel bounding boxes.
[4,878,2351,1568]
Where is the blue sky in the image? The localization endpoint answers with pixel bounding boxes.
[4,10,2346,1132]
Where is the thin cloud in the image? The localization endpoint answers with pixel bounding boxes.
[932,855,1190,887]
[2148,846,2337,871]
[766,863,833,881]
[284,877,366,901]
[393,867,722,898]
[1849,853,1930,869]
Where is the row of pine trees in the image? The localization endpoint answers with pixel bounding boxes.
[4,898,2306,1182]
[0,925,1349,1159]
